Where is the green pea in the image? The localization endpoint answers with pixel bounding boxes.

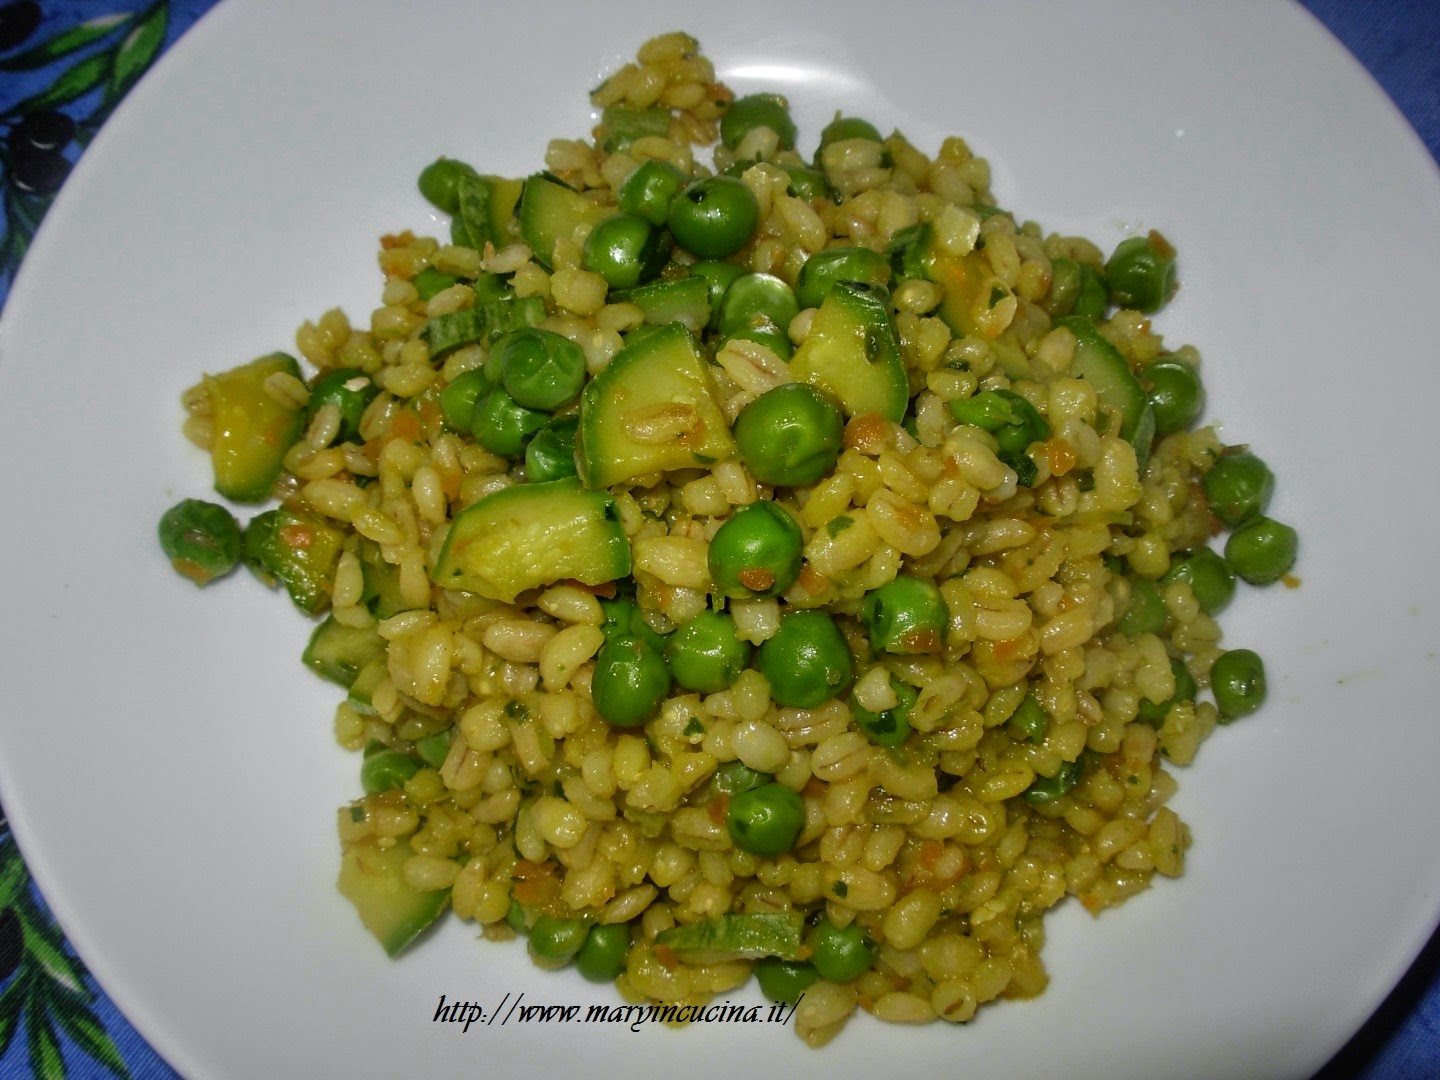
[439,368,493,432]
[828,117,885,147]
[1049,258,1109,318]
[734,384,845,488]
[494,327,587,411]
[306,367,379,446]
[755,956,819,1005]
[524,415,580,483]
[1117,576,1167,636]
[806,918,875,982]
[1162,547,1236,615]
[982,384,1048,485]
[887,222,932,283]
[1023,757,1084,805]
[528,915,590,963]
[794,246,892,310]
[667,175,760,260]
[707,501,804,598]
[599,595,637,638]
[417,156,479,215]
[816,115,884,156]
[1007,692,1050,743]
[850,678,918,747]
[1135,656,1196,727]
[414,729,455,769]
[717,272,800,340]
[725,781,806,857]
[1073,262,1109,319]
[1211,648,1266,721]
[949,389,1050,454]
[412,266,460,301]
[581,212,671,289]
[575,922,630,982]
[724,322,794,361]
[599,596,670,654]
[360,748,421,794]
[782,163,832,202]
[617,159,688,226]
[505,900,528,934]
[721,92,797,154]
[860,575,949,655]
[1144,356,1204,436]
[1224,515,1298,586]
[470,387,549,459]
[591,634,672,728]
[158,498,242,586]
[1105,231,1178,313]
[1202,451,1275,528]
[711,760,770,796]
[665,610,752,693]
[756,610,854,709]
[689,259,746,330]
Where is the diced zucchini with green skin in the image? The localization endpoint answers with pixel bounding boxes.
[925,247,988,335]
[612,276,711,334]
[425,307,488,358]
[655,911,806,965]
[577,322,737,489]
[347,657,388,713]
[449,172,524,250]
[788,282,907,422]
[917,243,1028,374]
[518,173,608,270]
[241,510,279,587]
[431,478,630,602]
[888,222,932,283]
[1054,315,1156,466]
[485,294,546,344]
[303,616,387,688]
[597,105,671,152]
[254,506,346,614]
[450,170,492,249]
[358,539,410,618]
[337,833,449,957]
[486,176,524,244]
[201,352,306,502]
[425,294,546,359]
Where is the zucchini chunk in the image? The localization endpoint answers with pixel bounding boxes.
[655,911,807,965]
[577,322,736,489]
[1055,315,1157,466]
[303,617,387,688]
[201,352,306,502]
[788,281,907,422]
[517,173,608,270]
[431,478,630,602]
[251,506,346,614]
[337,832,449,958]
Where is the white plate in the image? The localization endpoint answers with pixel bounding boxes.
[1,2,1437,1077]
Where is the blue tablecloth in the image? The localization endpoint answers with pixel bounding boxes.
[0,2,1435,1076]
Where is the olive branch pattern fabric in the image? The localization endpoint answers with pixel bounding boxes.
[1,2,173,300]
[3,6,199,1074]
[0,2,1436,1077]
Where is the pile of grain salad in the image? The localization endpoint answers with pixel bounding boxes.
[158,31,1298,1046]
